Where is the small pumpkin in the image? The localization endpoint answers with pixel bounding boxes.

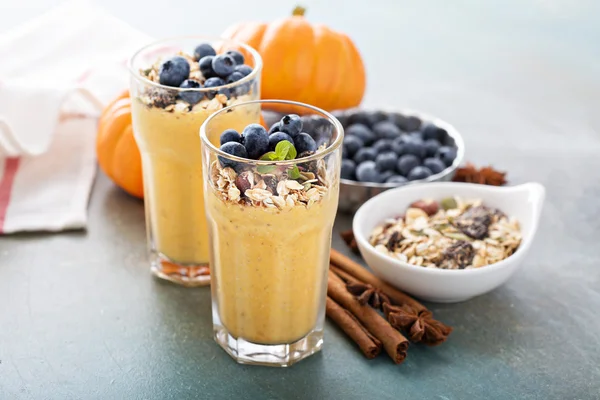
[222,6,366,112]
[96,91,268,199]
[96,90,144,199]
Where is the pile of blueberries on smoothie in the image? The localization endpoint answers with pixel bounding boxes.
[218,114,319,168]
[154,43,254,104]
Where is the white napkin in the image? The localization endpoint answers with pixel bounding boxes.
[0,1,150,234]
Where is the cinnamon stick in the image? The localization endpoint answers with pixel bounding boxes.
[330,248,426,313]
[330,250,453,346]
[327,270,408,364]
[326,297,382,359]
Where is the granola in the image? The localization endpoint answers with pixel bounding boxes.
[209,156,331,211]
[370,197,521,269]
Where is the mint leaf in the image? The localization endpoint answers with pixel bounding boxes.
[260,152,279,161]
[288,165,301,179]
[286,143,297,160]
[275,140,294,160]
[257,165,276,174]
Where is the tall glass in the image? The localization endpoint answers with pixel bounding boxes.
[128,37,262,286]
[200,100,343,366]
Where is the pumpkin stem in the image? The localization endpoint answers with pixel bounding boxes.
[292,5,306,17]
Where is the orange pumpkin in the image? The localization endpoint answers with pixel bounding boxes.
[96,90,144,199]
[96,91,268,198]
[223,6,366,112]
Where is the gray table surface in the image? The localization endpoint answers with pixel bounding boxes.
[2,1,600,399]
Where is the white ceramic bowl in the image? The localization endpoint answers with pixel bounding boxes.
[353,182,545,303]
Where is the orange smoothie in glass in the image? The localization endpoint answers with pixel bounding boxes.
[129,37,262,286]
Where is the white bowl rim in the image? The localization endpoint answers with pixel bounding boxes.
[353,181,546,276]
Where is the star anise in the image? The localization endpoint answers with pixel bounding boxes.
[340,230,361,256]
[383,303,453,346]
[346,282,391,310]
[453,163,507,186]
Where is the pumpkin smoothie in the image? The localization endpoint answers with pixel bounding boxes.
[207,179,339,344]
[201,104,343,365]
[129,37,262,285]
[132,100,259,264]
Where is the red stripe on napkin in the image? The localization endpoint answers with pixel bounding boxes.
[77,68,92,84]
[0,157,21,233]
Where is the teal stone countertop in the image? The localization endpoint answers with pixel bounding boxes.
[1,0,600,398]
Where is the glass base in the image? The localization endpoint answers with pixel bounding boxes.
[214,326,323,367]
[150,252,210,287]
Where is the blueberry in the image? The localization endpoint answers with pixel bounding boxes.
[341,159,356,180]
[212,54,236,78]
[294,133,317,154]
[407,166,433,181]
[372,139,393,153]
[373,121,402,140]
[203,77,230,99]
[353,147,378,164]
[375,151,398,172]
[268,122,281,134]
[409,131,423,141]
[193,43,216,61]
[346,124,376,146]
[220,129,241,145]
[219,142,248,168]
[386,175,408,184]
[234,64,253,77]
[331,110,349,127]
[242,124,269,159]
[396,154,420,176]
[199,56,217,79]
[390,113,422,131]
[367,111,388,126]
[422,123,447,141]
[356,161,383,183]
[403,137,426,158]
[343,135,363,158]
[391,137,406,155]
[178,79,203,105]
[225,50,245,65]
[280,114,303,137]
[303,116,333,147]
[225,71,245,84]
[424,139,441,157]
[268,131,293,151]
[204,77,224,88]
[347,111,372,127]
[423,157,446,174]
[437,146,458,166]
[379,170,395,183]
[158,56,190,87]
[204,77,231,99]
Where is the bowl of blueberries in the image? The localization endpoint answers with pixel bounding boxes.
[330,108,464,213]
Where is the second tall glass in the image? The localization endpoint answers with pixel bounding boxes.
[129,37,262,286]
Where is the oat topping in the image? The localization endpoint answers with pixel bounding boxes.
[210,156,331,211]
[370,197,521,269]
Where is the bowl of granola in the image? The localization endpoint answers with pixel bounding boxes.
[352,182,545,303]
